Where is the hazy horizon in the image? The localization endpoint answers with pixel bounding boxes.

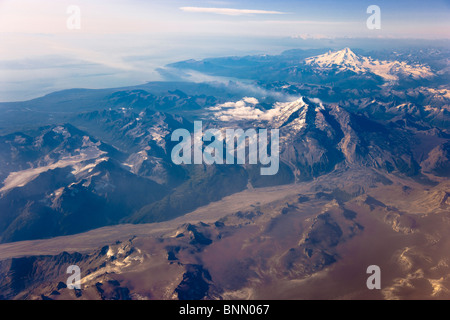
[1,0,449,101]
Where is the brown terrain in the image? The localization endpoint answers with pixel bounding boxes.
[0,167,448,300]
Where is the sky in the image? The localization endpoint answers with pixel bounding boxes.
[0,0,449,101]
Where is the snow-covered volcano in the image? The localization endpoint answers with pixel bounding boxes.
[305,48,434,81]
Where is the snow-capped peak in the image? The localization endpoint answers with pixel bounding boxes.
[304,48,434,81]
[208,96,309,124]
[305,48,362,69]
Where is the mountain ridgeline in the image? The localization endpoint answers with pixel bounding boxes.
[0,47,448,244]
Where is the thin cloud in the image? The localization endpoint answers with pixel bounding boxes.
[262,20,355,25]
[180,7,287,16]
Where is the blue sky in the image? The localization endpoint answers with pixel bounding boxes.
[0,0,449,101]
[2,0,448,37]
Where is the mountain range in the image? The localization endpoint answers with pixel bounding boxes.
[304,47,434,81]
[0,47,449,300]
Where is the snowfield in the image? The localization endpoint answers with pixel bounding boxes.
[305,48,434,81]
